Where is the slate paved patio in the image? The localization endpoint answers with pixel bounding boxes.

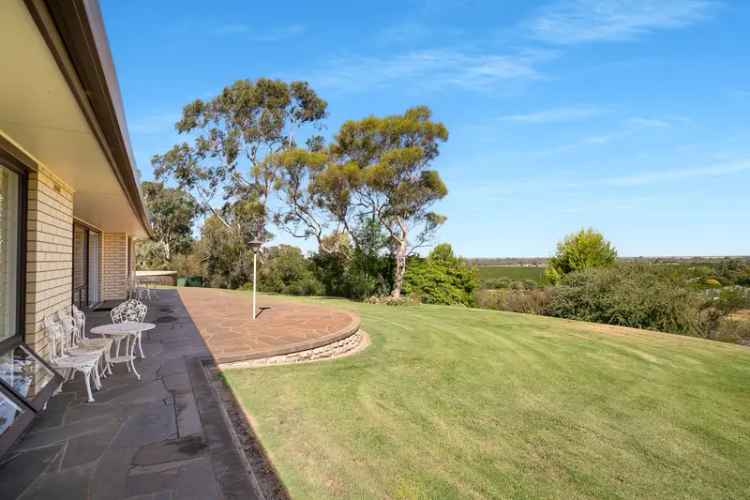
[178,288,360,363]
[0,290,257,500]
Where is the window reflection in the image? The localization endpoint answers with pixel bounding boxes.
[0,391,23,436]
[0,345,54,401]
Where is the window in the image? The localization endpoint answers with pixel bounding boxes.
[0,345,55,403]
[0,166,19,343]
[0,391,24,437]
[0,159,62,455]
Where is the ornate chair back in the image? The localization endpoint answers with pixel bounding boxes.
[111,299,148,324]
[44,317,66,362]
[58,310,78,350]
[71,305,86,343]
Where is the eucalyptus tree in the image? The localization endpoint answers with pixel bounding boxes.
[141,181,200,262]
[151,78,327,241]
[267,106,449,298]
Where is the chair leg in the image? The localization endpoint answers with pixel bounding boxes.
[84,370,95,403]
[137,332,145,359]
[92,363,102,390]
[129,335,141,380]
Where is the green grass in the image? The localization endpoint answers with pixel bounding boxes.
[223,294,750,499]
[477,265,545,284]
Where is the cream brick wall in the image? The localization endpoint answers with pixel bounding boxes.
[103,232,128,300]
[25,168,73,356]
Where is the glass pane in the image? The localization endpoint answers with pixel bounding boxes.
[73,225,88,308]
[0,390,23,437]
[0,166,19,342]
[0,345,54,401]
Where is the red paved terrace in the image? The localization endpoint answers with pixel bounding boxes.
[178,288,360,363]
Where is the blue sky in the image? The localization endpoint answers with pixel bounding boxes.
[101,0,750,257]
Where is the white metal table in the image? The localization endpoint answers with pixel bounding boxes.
[90,322,156,380]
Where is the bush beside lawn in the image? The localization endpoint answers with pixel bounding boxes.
[223,295,750,499]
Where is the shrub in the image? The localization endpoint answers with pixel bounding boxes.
[365,295,420,306]
[714,319,750,343]
[707,286,750,314]
[482,277,512,289]
[475,288,555,315]
[703,277,722,288]
[310,220,393,300]
[547,265,721,337]
[403,244,479,306]
[544,228,617,284]
[257,245,324,296]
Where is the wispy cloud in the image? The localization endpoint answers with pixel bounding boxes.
[376,22,433,45]
[499,106,605,124]
[529,0,718,44]
[601,159,750,187]
[375,22,464,46]
[306,48,554,92]
[215,23,305,42]
[626,117,671,128]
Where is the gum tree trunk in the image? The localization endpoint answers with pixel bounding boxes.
[390,226,408,298]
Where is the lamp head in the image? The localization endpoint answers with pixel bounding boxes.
[248,239,263,254]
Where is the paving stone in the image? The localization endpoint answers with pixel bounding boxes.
[99,379,172,406]
[64,401,120,424]
[112,400,177,448]
[28,392,76,431]
[173,456,223,500]
[126,466,180,497]
[132,435,208,467]
[14,416,119,452]
[174,393,202,437]
[163,373,192,394]
[124,490,175,500]
[61,430,113,469]
[18,462,93,500]
[0,444,64,499]
[91,446,139,500]
[156,358,188,378]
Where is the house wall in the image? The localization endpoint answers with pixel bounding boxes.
[102,232,128,300]
[24,167,73,356]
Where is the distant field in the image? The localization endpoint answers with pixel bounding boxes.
[477,265,545,284]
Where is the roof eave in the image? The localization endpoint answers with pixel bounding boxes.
[24,0,153,239]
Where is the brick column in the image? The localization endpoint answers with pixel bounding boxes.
[102,232,128,300]
[25,169,73,357]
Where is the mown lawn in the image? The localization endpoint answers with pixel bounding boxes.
[222,294,750,499]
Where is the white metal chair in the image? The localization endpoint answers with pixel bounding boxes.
[111,299,148,358]
[44,317,102,402]
[71,305,114,376]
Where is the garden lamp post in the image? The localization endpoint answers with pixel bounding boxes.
[248,239,263,320]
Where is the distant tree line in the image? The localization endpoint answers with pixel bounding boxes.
[476,229,750,344]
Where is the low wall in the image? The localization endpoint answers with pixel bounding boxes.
[136,270,177,286]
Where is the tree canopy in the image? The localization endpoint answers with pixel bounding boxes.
[152,78,328,241]
[137,181,200,269]
[544,228,617,284]
[266,105,449,297]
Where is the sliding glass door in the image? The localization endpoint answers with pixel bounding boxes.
[72,223,88,308]
[73,223,101,309]
[88,232,101,305]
